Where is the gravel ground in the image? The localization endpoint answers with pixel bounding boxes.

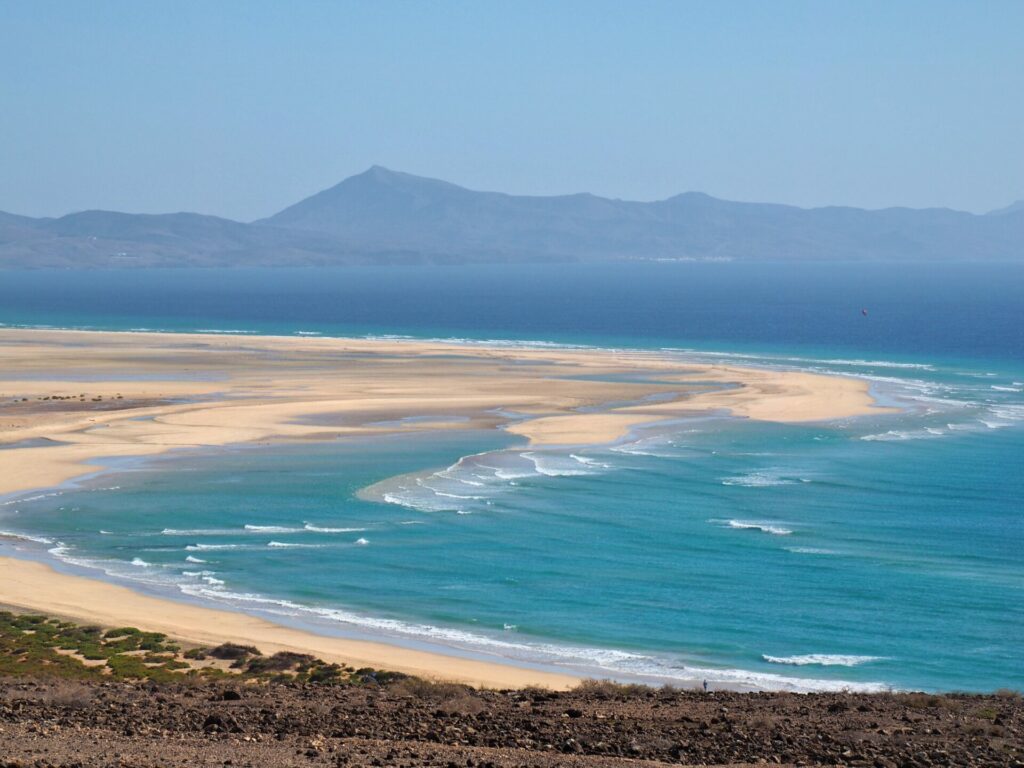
[1,677,1021,767]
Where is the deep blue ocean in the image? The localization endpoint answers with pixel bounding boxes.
[1,263,1022,692]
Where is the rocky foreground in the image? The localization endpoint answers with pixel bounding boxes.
[1,677,1021,768]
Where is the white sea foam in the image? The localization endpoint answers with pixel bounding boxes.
[1,490,63,506]
[371,448,547,513]
[431,489,482,499]
[382,491,459,514]
[267,541,323,549]
[611,445,663,458]
[822,359,934,370]
[718,519,793,536]
[991,385,1022,392]
[763,654,885,667]
[183,570,225,586]
[490,466,535,480]
[0,530,54,545]
[354,537,370,546]
[521,452,596,477]
[721,470,798,487]
[991,404,1024,421]
[946,422,978,431]
[244,524,305,533]
[184,555,207,564]
[185,543,240,551]
[569,454,611,469]
[46,543,179,587]
[303,523,367,533]
[416,479,483,500]
[861,429,944,442]
[979,420,1012,429]
[162,527,238,536]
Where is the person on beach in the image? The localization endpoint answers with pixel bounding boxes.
[702,679,708,692]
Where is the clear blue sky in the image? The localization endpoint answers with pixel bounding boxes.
[2,1,1021,220]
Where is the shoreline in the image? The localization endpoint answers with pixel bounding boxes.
[0,327,895,690]
[0,556,580,690]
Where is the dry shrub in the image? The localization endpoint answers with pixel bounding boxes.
[41,681,95,709]
[388,677,487,713]
[389,677,473,702]
[1,681,95,709]
[900,692,948,710]
[439,693,488,716]
[574,679,651,699]
[245,651,315,673]
[208,643,261,660]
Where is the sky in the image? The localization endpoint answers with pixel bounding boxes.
[1,1,1022,220]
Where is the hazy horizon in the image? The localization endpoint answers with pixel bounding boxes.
[2,1,1022,220]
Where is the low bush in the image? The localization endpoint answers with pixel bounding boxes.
[207,642,261,660]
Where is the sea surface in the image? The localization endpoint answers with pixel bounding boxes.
[1,263,1022,692]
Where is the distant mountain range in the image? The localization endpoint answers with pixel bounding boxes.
[2,166,1021,267]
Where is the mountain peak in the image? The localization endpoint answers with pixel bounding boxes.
[334,165,468,194]
[360,164,402,179]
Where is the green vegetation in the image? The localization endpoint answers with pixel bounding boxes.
[0,612,208,683]
[0,610,389,686]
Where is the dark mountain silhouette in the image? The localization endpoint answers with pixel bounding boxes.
[1,166,1020,267]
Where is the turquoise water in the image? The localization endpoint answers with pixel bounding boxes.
[1,264,1022,692]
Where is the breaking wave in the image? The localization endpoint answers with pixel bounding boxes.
[763,654,886,667]
[716,519,793,536]
[0,530,55,545]
[244,524,306,533]
[368,447,616,514]
[267,541,324,549]
[521,452,598,477]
